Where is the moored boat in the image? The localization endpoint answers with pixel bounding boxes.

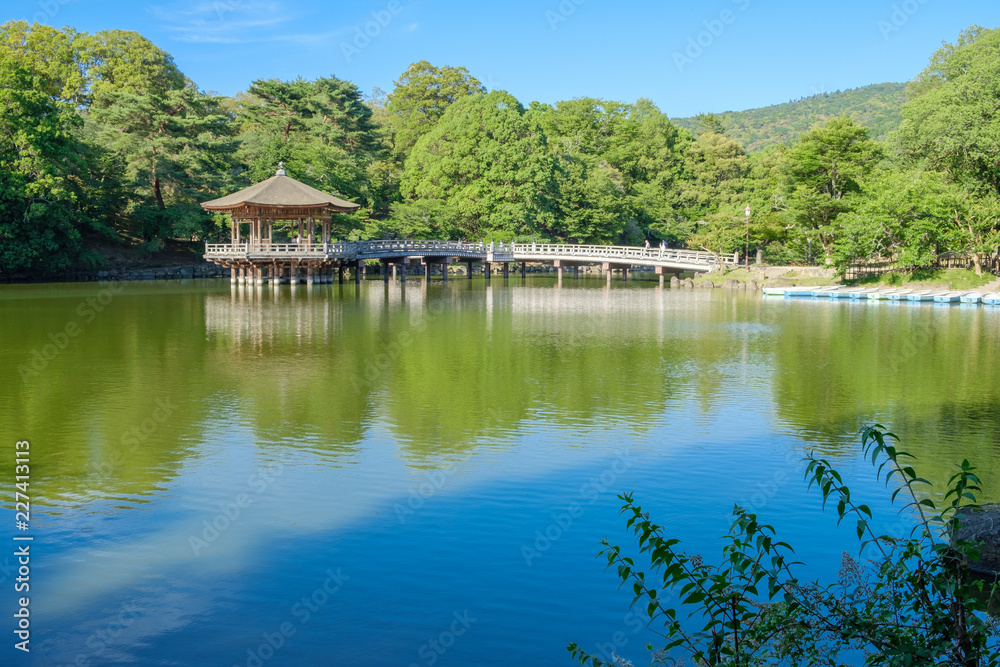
[983,293,1000,305]
[960,292,983,303]
[887,289,915,300]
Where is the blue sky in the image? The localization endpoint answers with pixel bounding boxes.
[5,0,1000,117]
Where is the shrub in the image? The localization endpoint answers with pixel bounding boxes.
[570,425,999,666]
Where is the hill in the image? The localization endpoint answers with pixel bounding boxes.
[672,82,908,151]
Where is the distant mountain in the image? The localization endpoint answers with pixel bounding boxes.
[672,82,908,152]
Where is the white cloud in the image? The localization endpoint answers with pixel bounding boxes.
[147,1,344,45]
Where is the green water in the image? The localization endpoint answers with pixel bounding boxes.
[1,278,999,665]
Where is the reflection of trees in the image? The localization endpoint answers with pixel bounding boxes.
[0,285,210,506]
[770,300,1000,500]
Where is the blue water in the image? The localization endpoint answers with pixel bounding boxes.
[2,278,998,665]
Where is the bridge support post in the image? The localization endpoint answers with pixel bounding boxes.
[382,260,390,283]
[355,260,362,284]
[424,262,431,281]
[442,260,449,282]
[338,265,344,284]
[256,266,265,285]
[307,266,315,285]
[655,265,665,288]
[231,267,238,284]
[484,262,491,281]
[391,263,397,281]
[503,262,509,279]
[602,262,611,286]
[467,262,473,279]
[622,266,629,281]
[554,259,564,282]
[520,262,526,278]
[574,266,580,280]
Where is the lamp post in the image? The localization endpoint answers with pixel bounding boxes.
[744,205,751,270]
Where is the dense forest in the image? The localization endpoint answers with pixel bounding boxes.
[672,82,908,151]
[1,22,998,276]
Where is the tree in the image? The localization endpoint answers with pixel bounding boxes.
[400,90,558,240]
[90,85,237,242]
[387,61,485,158]
[0,21,89,105]
[236,76,382,225]
[780,117,881,263]
[0,61,90,273]
[835,168,963,269]
[897,25,1000,274]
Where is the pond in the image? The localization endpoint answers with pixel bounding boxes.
[2,277,999,665]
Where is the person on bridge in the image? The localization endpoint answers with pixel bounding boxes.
[644,239,650,250]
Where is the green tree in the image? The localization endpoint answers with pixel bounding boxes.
[90,85,237,242]
[835,168,963,268]
[0,61,91,273]
[400,90,558,240]
[897,25,1000,274]
[236,76,382,227]
[387,60,484,158]
[780,117,881,263]
[0,21,89,105]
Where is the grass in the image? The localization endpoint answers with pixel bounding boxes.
[847,268,994,290]
[693,267,839,287]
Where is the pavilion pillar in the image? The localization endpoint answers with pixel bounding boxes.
[255,266,265,285]
[230,266,238,284]
[307,266,315,285]
[290,265,299,285]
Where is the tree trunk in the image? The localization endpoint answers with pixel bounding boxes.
[972,252,983,277]
[152,169,165,211]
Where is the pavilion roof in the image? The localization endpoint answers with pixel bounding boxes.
[201,166,360,217]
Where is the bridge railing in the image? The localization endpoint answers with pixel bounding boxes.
[204,241,738,267]
[509,243,737,266]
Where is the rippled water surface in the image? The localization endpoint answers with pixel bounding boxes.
[2,277,999,665]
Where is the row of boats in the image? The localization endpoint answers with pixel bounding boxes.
[762,286,1000,304]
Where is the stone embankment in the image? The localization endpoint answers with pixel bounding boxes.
[0,263,228,284]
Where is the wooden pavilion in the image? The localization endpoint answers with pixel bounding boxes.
[201,163,361,284]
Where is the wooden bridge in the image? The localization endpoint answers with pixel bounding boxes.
[204,240,738,286]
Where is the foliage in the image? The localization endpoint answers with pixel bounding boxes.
[570,425,1000,666]
[235,76,383,221]
[400,90,559,240]
[0,60,89,273]
[896,26,1000,273]
[779,117,882,262]
[387,60,485,159]
[673,83,908,152]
